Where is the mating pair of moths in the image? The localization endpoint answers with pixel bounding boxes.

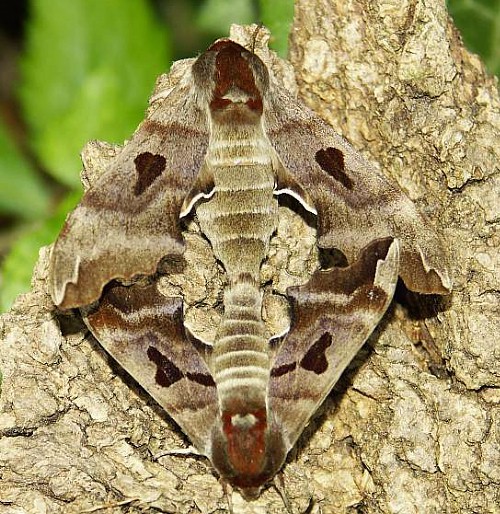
[50,31,451,497]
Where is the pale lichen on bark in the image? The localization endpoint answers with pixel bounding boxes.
[1,1,499,513]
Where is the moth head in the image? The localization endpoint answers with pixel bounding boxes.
[210,407,287,496]
[192,39,269,118]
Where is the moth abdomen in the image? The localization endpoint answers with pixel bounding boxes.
[213,281,269,408]
[208,280,285,493]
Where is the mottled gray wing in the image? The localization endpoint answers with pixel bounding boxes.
[265,88,451,294]
[269,238,399,450]
[84,282,218,454]
[51,77,209,309]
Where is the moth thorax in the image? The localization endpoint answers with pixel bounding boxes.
[202,40,266,116]
[210,407,287,493]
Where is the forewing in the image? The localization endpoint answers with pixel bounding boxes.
[84,282,218,453]
[265,88,451,294]
[269,238,400,449]
[51,77,209,309]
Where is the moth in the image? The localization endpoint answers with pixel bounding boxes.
[50,29,451,499]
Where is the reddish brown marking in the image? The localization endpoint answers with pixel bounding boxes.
[147,346,183,387]
[315,147,353,189]
[134,152,166,195]
[270,361,297,378]
[210,97,232,110]
[300,333,332,374]
[222,409,267,478]
[208,40,263,113]
[245,97,263,112]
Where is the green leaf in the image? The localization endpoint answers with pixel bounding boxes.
[0,118,51,219]
[197,0,256,36]
[447,0,500,77]
[0,191,81,312]
[19,0,170,188]
[259,0,294,56]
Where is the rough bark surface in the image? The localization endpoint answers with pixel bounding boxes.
[1,1,499,513]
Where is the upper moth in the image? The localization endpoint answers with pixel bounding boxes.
[50,27,451,498]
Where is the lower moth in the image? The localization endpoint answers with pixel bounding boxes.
[50,27,451,499]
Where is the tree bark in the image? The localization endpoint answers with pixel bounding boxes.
[1,1,499,513]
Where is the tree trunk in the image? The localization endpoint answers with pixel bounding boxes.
[1,1,499,513]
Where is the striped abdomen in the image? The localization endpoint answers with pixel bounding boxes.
[195,126,277,412]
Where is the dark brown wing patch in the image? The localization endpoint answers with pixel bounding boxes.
[147,345,184,387]
[270,362,297,378]
[147,345,216,388]
[315,147,353,190]
[134,152,167,196]
[187,372,216,387]
[300,333,333,374]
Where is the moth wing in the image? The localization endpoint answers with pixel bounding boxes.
[265,89,451,294]
[84,282,218,453]
[269,238,400,449]
[51,70,210,309]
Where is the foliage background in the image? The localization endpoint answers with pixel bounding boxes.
[0,0,497,311]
